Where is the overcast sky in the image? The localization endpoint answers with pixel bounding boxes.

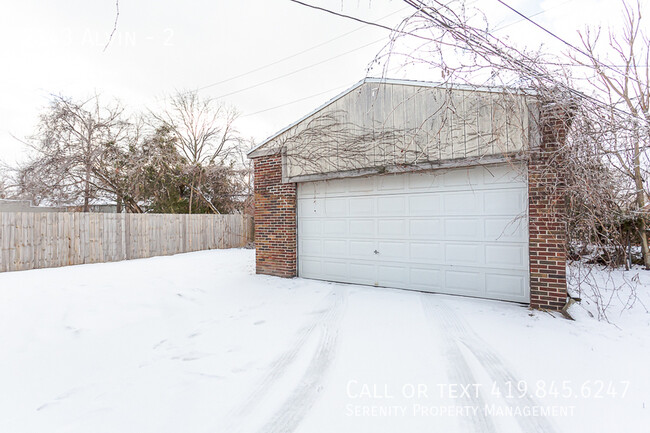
[0,0,640,165]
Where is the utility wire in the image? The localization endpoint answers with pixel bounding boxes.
[494,0,647,87]
[493,0,574,32]
[212,38,385,101]
[240,83,355,118]
[290,0,644,122]
[195,6,410,93]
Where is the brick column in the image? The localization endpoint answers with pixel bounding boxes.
[253,153,297,277]
[528,103,572,310]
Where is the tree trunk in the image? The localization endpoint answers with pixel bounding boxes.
[639,219,650,269]
[633,136,650,269]
[83,183,90,212]
[189,178,194,215]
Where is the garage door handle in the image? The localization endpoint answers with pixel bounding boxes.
[374,250,379,255]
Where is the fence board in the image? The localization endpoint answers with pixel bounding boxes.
[0,212,252,273]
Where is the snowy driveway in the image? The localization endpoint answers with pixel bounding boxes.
[0,249,648,433]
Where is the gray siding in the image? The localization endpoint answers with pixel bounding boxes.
[252,81,537,181]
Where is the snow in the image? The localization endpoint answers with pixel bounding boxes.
[0,249,648,432]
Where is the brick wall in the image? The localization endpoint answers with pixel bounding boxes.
[253,153,297,278]
[528,103,572,311]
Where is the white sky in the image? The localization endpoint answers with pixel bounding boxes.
[0,0,641,165]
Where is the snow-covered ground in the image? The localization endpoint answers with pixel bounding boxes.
[0,249,648,433]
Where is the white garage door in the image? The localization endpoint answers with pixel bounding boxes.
[297,164,529,303]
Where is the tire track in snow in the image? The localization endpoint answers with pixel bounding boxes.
[420,295,497,433]
[225,289,347,432]
[420,295,558,433]
[257,301,344,433]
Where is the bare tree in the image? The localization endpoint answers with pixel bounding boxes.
[16,94,127,211]
[572,0,650,267]
[150,91,240,213]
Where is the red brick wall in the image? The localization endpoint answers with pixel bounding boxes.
[253,153,297,278]
[528,103,572,311]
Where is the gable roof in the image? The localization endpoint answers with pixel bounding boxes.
[247,77,536,159]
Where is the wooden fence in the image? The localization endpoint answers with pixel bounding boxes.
[0,212,254,273]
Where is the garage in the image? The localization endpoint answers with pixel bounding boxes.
[297,164,529,302]
[249,78,569,310]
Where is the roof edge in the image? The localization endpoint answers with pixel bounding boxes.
[247,78,367,158]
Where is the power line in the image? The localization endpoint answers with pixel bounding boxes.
[493,0,575,32]
[240,63,406,118]
[288,0,398,34]
[195,6,410,93]
[494,0,646,87]
[287,0,646,123]
[211,0,470,106]
[240,83,354,118]
[287,0,435,43]
[212,38,385,101]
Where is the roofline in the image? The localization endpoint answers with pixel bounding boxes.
[247,78,366,157]
[247,77,537,158]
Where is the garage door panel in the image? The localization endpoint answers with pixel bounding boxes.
[349,263,376,283]
[485,273,526,298]
[483,190,526,215]
[445,243,483,265]
[349,240,375,258]
[378,175,406,191]
[410,242,444,263]
[299,182,317,197]
[409,194,442,215]
[377,241,409,259]
[485,244,527,268]
[410,267,442,288]
[442,167,482,187]
[325,198,348,216]
[408,172,443,190]
[349,220,375,237]
[377,196,407,216]
[300,258,322,276]
[299,219,321,235]
[323,239,347,256]
[444,192,481,215]
[323,219,347,236]
[378,265,409,284]
[297,163,529,303]
[323,260,348,278]
[349,198,374,216]
[444,218,483,240]
[483,165,525,184]
[485,218,527,241]
[445,270,483,293]
[377,219,407,237]
[348,177,375,192]
[297,198,324,217]
[300,239,322,255]
[324,180,348,194]
[409,219,443,238]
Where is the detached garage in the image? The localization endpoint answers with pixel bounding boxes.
[249,78,570,310]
